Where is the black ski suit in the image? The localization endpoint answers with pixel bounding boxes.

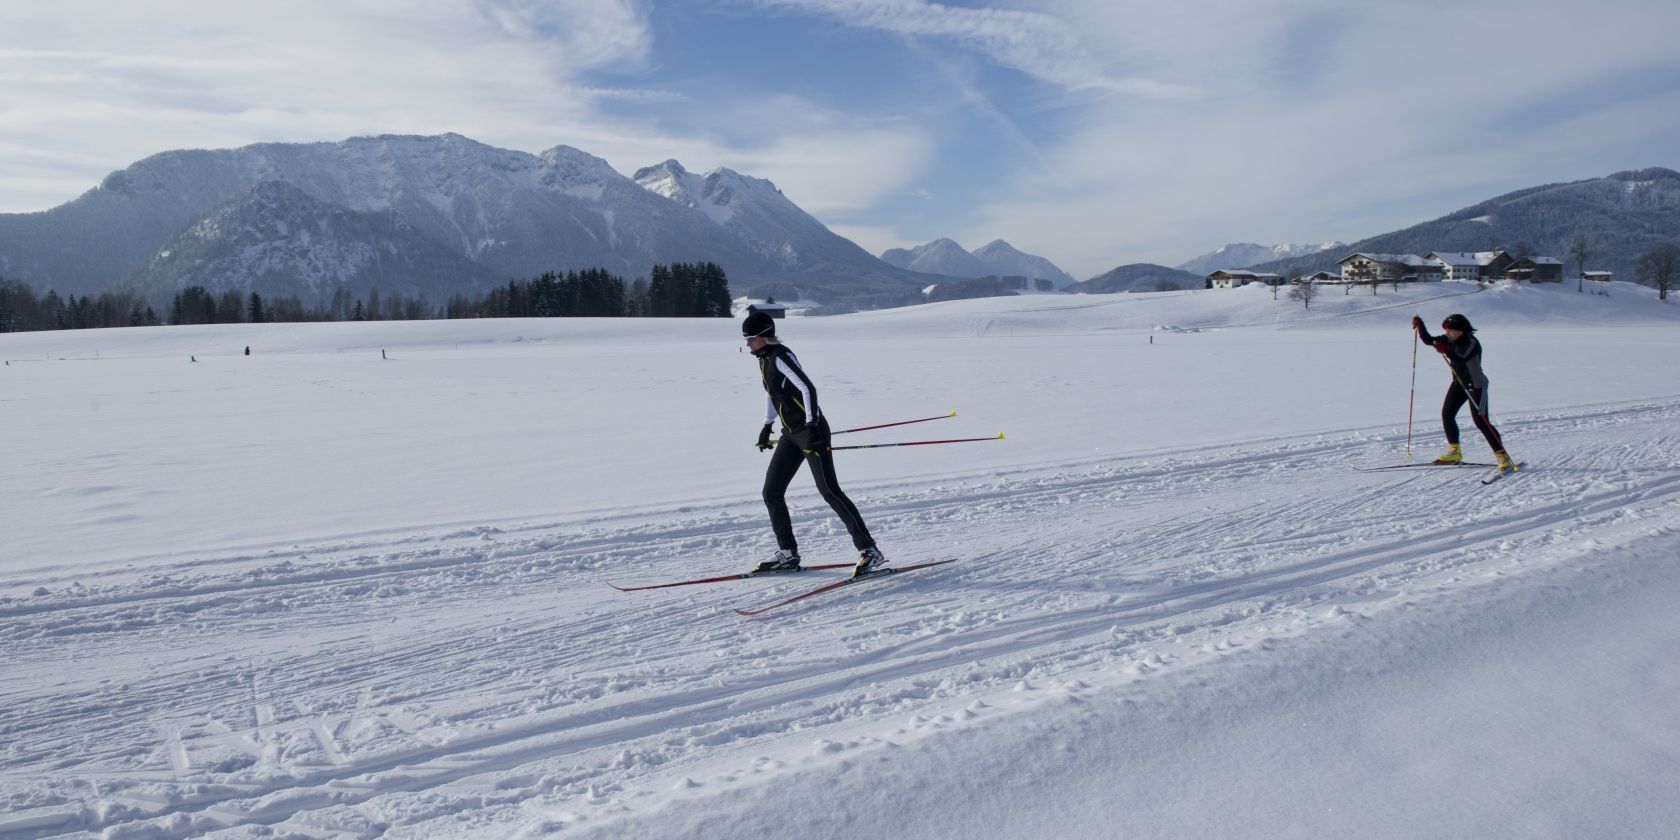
[752,342,874,553]
[1416,325,1505,452]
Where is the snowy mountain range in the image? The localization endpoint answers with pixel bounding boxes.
[880,238,1076,287]
[1174,241,1346,275]
[0,134,932,308]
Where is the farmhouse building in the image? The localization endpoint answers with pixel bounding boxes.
[1337,253,1434,283]
[1206,270,1282,289]
[1504,256,1565,283]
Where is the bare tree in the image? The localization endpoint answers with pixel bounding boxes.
[1277,265,1303,300]
[1636,243,1680,301]
[1289,278,1319,310]
[1569,234,1593,293]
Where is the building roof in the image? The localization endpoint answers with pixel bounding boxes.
[1427,252,1484,266]
[1339,252,1429,266]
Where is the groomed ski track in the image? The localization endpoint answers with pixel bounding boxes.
[5,395,1679,839]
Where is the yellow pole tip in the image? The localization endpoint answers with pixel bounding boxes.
[950,410,957,417]
[997,432,1005,439]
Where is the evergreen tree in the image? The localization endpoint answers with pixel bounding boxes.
[44,291,68,329]
[330,287,353,321]
[170,286,215,325]
[670,263,698,316]
[700,262,732,316]
[626,278,649,317]
[647,264,672,316]
[215,290,245,323]
[0,280,21,332]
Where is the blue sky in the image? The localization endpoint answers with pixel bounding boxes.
[3,0,1678,278]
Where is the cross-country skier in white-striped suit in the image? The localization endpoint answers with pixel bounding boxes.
[742,309,887,579]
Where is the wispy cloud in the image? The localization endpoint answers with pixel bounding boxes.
[929,0,1680,276]
[747,0,1193,98]
[0,0,659,209]
[0,0,944,216]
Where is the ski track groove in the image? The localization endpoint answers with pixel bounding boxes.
[3,397,1678,838]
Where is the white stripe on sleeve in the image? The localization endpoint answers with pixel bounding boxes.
[776,354,819,420]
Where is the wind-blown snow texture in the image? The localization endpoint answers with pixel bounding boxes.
[4,281,1679,839]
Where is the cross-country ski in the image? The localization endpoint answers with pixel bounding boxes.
[607,562,855,591]
[1481,462,1528,485]
[1354,461,1498,472]
[734,559,959,616]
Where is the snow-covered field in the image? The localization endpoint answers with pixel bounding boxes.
[4,281,1679,839]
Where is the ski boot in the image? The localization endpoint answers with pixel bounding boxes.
[752,549,802,574]
[1494,451,1515,472]
[853,545,887,578]
[1433,444,1463,465]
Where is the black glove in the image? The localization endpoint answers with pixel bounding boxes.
[755,423,773,451]
[1411,315,1424,332]
[799,417,832,455]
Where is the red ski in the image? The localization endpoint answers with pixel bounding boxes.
[1354,461,1496,472]
[608,563,854,592]
[734,559,958,616]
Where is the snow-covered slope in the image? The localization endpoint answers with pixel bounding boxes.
[1176,240,1345,275]
[5,280,1679,838]
[1245,168,1680,282]
[880,237,989,277]
[134,180,499,303]
[1066,262,1204,293]
[631,159,921,300]
[972,239,1077,286]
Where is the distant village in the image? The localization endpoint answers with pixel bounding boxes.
[1206,250,1611,289]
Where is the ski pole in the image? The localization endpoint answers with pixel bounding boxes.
[1435,352,1516,466]
[1406,323,1418,459]
[831,411,956,436]
[765,411,959,447]
[1439,357,1487,421]
[830,433,1004,451]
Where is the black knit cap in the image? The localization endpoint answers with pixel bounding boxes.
[742,309,776,339]
[1441,313,1475,332]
